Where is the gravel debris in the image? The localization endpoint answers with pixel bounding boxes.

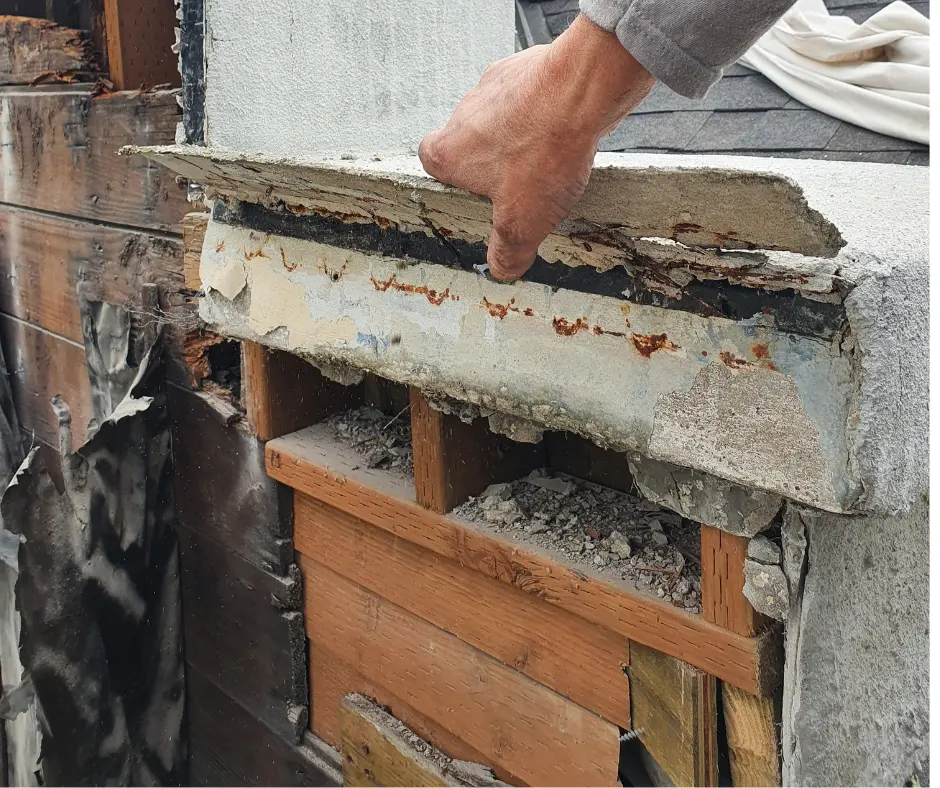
[453,469,702,611]
[325,406,414,477]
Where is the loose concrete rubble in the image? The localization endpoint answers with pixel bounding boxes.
[453,470,702,612]
[325,406,414,477]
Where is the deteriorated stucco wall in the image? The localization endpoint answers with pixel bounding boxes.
[203,0,514,157]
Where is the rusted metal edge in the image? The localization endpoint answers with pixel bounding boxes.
[125,144,845,257]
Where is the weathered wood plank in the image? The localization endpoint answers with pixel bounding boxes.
[0,314,91,449]
[629,642,719,788]
[294,495,632,730]
[700,526,780,786]
[187,665,340,787]
[167,384,293,574]
[410,387,544,514]
[339,694,507,788]
[0,87,186,231]
[178,525,306,743]
[340,693,449,788]
[701,525,765,637]
[182,211,209,290]
[242,342,357,441]
[721,683,780,787]
[309,642,506,783]
[304,559,621,787]
[267,424,781,695]
[0,17,97,84]
[102,0,178,90]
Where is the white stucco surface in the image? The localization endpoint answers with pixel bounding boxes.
[204,0,515,158]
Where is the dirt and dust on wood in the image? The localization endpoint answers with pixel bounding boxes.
[324,406,700,610]
[325,405,414,477]
[453,470,702,612]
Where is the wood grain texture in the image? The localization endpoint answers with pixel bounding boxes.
[410,387,544,514]
[167,384,293,574]
[182,211,209,290]
[304,559,620,787]
[546,431,634,494]
[722,683,780,787]
[701,525,765,637]
[294,495,631,730]
[0,314,91,449]
[242,342,359,441]
[0,86,186,231]
[340,694,451,788]
[701,527,780,786]
[0,205,187,344]
[629,642,718,788]
[309,642,514,784]
[0,17,97,84]
[187,665,340,788]
[267,425,781,695]
[102,0,179,90]
[178,526,306,743]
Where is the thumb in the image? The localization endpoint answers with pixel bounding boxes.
[418,129,449,181]
[487,220,539,283]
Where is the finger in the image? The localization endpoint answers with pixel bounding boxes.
[487,224,539,282]
[418,129,450,181]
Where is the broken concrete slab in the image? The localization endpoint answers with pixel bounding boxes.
[747,534,782,565]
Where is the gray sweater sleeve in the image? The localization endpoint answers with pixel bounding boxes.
[579,0,796,98]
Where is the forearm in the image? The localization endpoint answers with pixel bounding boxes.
[580,0,797,98]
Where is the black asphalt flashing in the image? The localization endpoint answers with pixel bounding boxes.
[214,198,846,341]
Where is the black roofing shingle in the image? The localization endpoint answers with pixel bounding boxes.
[599,111,711,151]
[518,0,927,163]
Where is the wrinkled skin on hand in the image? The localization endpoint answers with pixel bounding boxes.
[419,15,655,281]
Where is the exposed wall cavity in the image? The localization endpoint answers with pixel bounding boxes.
[203,0,515,157]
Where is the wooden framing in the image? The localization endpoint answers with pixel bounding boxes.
[700,525,781,786]
[267,424,780,696]
[410,387,543,514]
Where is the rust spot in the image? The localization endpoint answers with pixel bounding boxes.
[280,248,297,272]
[482,296,519,319]
[523,308,534,317]
[673,222,703,235]
[620,303,632,328]
[375,215,391,230]
[244,246,267,260]
[752,343,770,360]
[215,241,225,253]
[438,227,454,238]
[701,350,708,357]
[552,317,590,336]
[310,206,369,223]
[719,351,749,369]
[631,333,680,358]
[369,274,453,305]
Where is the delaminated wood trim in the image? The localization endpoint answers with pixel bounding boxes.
[267,423,782,695]
[294,495,632,730]
[0,87,187,231]
[181,211,209,290]
[0,17,98,84]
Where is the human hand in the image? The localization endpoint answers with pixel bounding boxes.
[419,15,655,281]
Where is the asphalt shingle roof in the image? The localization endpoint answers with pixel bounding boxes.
[517,0,929,164]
